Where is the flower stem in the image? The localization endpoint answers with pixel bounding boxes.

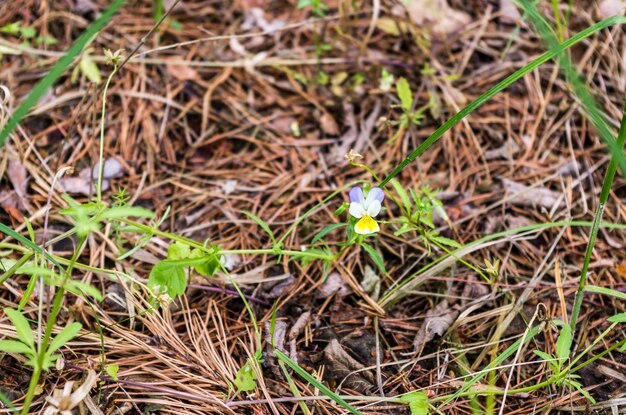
[96,64,118,203]
[21,238,86,415]
[569,102,626,334]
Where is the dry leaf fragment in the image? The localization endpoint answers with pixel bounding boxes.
[320,112,339,136]
[599,0,625,18]
[401,0,471,36]
[502,178,564,209]
[484,138,520,160]
[323,339,374,393]
[44,369,97,415]
[318,272,351,298]
[414,300,459,353]
[499,0,521,24]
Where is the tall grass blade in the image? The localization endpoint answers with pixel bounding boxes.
[0,0,125,148]
[274,348,363,415]
[380,16,626,187]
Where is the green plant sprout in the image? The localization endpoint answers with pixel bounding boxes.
[0,21,58,46]
[387,77,430,142]
[533,323,596,404]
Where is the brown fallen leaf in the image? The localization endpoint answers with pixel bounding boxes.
[318,272,351,298]
[323,339,374,393]
[414,300,459,354]
[501,178,564,209]
[58,159,124,195]
[401,0,471,36]
[319,112,340,136]
[499,0,521,24]
[598,0,624,19]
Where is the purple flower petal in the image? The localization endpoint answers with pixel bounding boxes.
[365,187,384,205]
[349,187,364,204]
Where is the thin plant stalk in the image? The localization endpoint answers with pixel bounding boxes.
[96,64,118,203]
[569,103,626,331]
[21,238,86,415]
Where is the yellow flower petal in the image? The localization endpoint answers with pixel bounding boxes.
[355,215,380,235]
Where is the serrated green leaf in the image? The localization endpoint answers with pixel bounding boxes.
[148,260,187,299]
[397,77,413,112]
[0,339,33,355]
[4,308,33,348]
[48,322,82,355]
[311,223,346,244]
[79,53,101,84]
[362,243,386,275]
[242,211,275,244]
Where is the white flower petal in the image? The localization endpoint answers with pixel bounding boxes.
[349,202,366,218]
[366,200,381,217]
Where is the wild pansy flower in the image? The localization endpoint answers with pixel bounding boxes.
[349,186,384,235]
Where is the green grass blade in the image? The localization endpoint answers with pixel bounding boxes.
[380,219,626,307]
[0,0,125,148]
[380,15,626,187]
[274,348,363,415]
[0,223,64,271]
[436,325,540,410]
[584,285,626,301]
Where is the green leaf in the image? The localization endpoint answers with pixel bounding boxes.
[390,178,412,213]
[296,0,312,8]
[556,324,572,362]
[36,35,58,45]
[189,248,220,277]
[4,308,33,348]
[105,364,119,380]
[569,379,596,404]
[429,234,462,249]
[98,206,154,221]
[0,22,22,35]
[400,391,429,415]
[334,202,349,216]
[396,77,413,112]
[311,223,346,244]
[167,242,191,260]
[65,280,104,301]
[0,339,33,355]
[274,348,363,415]
[608,312,626,323]
[20,26,36,38]
[362,243,386,276]
[234,362,257,392]
[242,211,275,244]
[48,322,82,355]
[585,285,626,301]
[79,53,101,84]
[533,350,554,363]
[148,260,187,299]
